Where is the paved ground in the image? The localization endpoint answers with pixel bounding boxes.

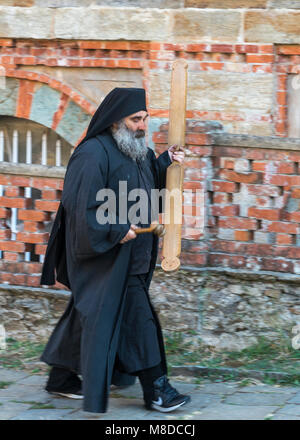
[1,367,300,420]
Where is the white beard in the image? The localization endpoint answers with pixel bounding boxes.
[110,120,148,162]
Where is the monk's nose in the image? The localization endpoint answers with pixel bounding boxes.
[138,120,146,130]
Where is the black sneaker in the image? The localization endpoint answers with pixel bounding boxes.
[46,386,83,400]
[147,375,191,413]
[45,368,83,400]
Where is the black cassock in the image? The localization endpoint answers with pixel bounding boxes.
[40,129,172,413]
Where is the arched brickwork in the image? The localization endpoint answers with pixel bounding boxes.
[0,70,95,146]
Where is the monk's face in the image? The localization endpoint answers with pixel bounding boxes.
[123,111,149,138]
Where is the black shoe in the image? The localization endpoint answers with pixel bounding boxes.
[45,367,83,400]
[146,375,191,413]
[46,385,83,400]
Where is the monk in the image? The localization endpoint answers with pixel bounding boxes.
[40,87,190,413]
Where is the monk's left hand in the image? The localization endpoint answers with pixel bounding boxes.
[168,144,185,164]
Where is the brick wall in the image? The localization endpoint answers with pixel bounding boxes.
[1,131,300,290]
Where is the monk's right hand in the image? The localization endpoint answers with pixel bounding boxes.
[119,224,138,244]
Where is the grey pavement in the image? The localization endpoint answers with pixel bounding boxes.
[1,367,300,420]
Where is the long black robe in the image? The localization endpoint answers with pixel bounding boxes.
[40,130,172,413]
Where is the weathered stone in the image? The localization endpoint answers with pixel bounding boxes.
[269,0,300,8]
[0,7,53,39]
[54,7,170,41]
[0,78,19,117]
[149,71,273,115]
[245,11,300,44]
[30,84,61,129]
[185,0,267,7]
[0,0,184,7]
[56,99,91,145]
[171,9,241,42]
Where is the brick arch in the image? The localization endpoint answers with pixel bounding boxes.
[0,69,97,146]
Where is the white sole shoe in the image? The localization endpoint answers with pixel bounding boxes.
[151,400,187,412]
[48,391,83,400]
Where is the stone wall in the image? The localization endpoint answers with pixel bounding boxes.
[1,267,300,351]
[2,5,300,45]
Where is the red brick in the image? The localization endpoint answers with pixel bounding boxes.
[18,210,51,221]
[276,234,293,245]
[0,241,26,252]
[23,221,45,233]
[35,244,47,255]
[291,188,300,199]
[0,39,13,47]
[287,212,300,222]
[0,207,10,219]
[0,175,11,185]
[16,232,49,244]
[278,45,300,55]
[244,150,265,160]
[26,275,41,287]
[0,273,27,285]
[0,229,10,239]
[211,44,234,53]
[4,186,24,197]
[183,181,203,190]
[235,230,253,241]
[41,189,61,200]
[236,44,259,54]
[277,162,296,174]
[213,147,242,158]
[258,45,274,54]
[268,222,299,234]
[35,200,60,212]
[3,252,19,261]
[185,133,210,146]
[218,217,258,230]
[261,258,293,273]
[219,169,262,184]
[248,207,280,221]
[8,175,31,187]
[246,54,274,63]
[31,177,62,190]
[211,180,238,193]
[0,196,31,209]
[213,193,230,204]
[211,205,239,217]
[180,252,207,265]
[252,64,273,73]
[252,161,266,172]
[209,253,246,269]
[277,91,287,106]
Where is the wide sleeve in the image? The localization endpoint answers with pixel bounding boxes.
[62,147,130,261]
[147,148,172,191]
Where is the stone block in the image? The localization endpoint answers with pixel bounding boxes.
[185,0,267,7]
[54,7,170,41]
[56,99,91,145]
[0,7,53,39]
[171,9,241,42]
[30,84,61,129]
[0,78,19,117]
[269,0,300,8]
[245,11,300,44]
[149,71,273,117]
